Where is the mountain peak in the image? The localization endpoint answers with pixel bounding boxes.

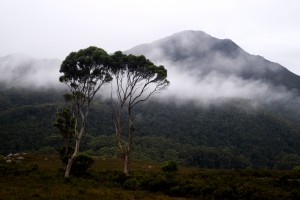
[126,30,300,91]
[126,30,242,62]
[166,30,213,40]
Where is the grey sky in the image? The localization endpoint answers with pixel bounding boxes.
[1,0,300,74]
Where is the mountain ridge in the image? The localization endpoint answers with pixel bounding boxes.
[126,30,300,92]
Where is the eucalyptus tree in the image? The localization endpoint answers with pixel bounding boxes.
[59,46,112,177]
[53,107,76,169]
[110,51,169,175]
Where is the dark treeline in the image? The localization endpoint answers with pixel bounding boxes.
[1,88,300,170]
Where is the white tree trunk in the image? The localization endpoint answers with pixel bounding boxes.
[64,132,81,178]
[124,154,129,176]
[64,156,76,177]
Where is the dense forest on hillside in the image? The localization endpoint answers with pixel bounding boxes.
[1,88,300,170]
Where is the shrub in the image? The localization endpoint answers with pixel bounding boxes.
[29,163,39,171]
[123,178,140,190]
[58,146,74,167]
[0,155,5,163]
[161,160,178,173]
[138,173,171,192]
[107,170,128,185]
[70,153,94,177]
[293,166,300,171]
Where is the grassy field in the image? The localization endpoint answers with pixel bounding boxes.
[1,153,300,199]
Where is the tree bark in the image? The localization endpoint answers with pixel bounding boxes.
[124,154,129,176]
[65,156,76,177]
[64,133,81,178]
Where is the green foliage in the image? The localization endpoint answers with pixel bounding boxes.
[59,46,112,87]
[138,173,170,193]
[59,46,115,177]
[274,154,300,170]
[110,51,169,85]
[70,153,94,177]
[0,155,300,199]
[161,161,178,173]
[58,149,95,176]
[106,170,128,185]
[58,146,74,167]
[123,178,140,190]
[2,88,300,169]
[293,166,300,171]
[110,51,169,175]
[0,155,4,163]
[53,107,75,146]
[37,146,57,154]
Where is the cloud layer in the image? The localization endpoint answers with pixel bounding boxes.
[154,61,299,107]
[0,54,62,89]
[126,31,300,107]
[1,30,300,110]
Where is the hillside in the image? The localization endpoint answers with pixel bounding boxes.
[1,89,300,169]
[1,31,300,169]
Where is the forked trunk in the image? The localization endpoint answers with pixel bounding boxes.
[124,154,129,176]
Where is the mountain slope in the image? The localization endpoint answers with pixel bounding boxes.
[1,91,300,169]
[126,30,300,92]
[1,31,300,169]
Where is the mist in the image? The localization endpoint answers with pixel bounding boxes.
[126,31,300,107]
[1,52,299,109]
[0,54,62,89]
[1,30,300,109]
[153,61,299,108]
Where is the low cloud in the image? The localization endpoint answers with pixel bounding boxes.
[125,31,300,107]
[153,61,299,107]
[1,32,299,110]
[0,54,62,89]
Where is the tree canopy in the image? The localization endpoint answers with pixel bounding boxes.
[59,46,112,177]
[109,51,169,175]
[59,46,112,102]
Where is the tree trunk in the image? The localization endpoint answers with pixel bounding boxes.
[64,135,80,178]
[65,156,76,177]
[124,154,129,176]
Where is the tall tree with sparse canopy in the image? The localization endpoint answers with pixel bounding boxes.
[59,46,112,177]
[110,51,169,176]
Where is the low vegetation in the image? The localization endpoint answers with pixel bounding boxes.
[1,153,300,199]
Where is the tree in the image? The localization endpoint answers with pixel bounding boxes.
[110,51,169,175]
[53,107,76,169]
[59,46,112,177]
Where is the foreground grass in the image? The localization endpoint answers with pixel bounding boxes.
[1,154,300,199]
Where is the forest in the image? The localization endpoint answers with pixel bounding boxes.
[1,46,300,199]
[1,87,300,170]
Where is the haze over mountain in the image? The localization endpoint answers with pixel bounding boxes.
[0,54,61,89]
[1,31,300,169]
[2,30,300,107]
[126,30,300,106]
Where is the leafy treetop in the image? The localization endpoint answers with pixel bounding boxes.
[59,46,112,102]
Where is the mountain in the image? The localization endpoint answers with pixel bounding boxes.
[1,31,300,169]
[126,30,300,92]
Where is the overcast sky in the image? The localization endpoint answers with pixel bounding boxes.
[1,0,300,74]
